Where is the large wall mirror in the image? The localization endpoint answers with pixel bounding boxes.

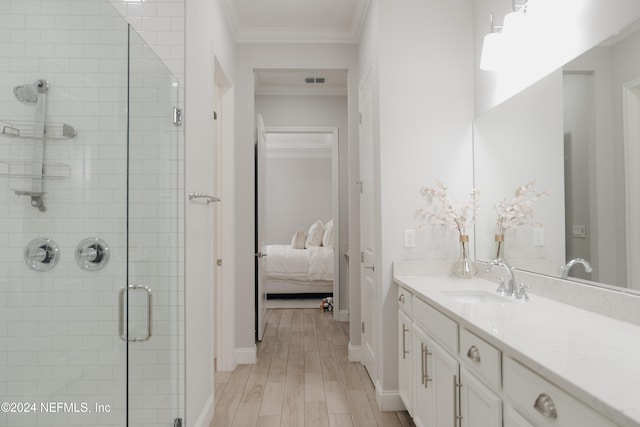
[474,15,640,293]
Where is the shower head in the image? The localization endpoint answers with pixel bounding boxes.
[13,79,49,106]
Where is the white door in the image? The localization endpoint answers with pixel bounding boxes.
[359,69,377,380]
[255,114,268,341]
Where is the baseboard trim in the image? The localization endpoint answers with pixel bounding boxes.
[236,346,257,364]
[338,309,349,322]
[192,394,214,427]
[375,379,406,411]
[348,343,361,362]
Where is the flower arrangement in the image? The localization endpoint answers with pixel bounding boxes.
[416,180,479,237]
[495,180,548,235]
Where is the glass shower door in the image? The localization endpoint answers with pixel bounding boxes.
[125,26,184,427]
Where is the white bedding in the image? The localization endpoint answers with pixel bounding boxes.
[266,244,334,282]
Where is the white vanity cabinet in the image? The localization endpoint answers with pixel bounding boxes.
[459,328,503,427]
[398,309,413,414]
[395,274,631,427]
[398,288,413,413]
[502,357,617,427]
[412,323,459,427]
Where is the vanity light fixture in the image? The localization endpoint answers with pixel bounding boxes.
[503,1,529,36]
[480,1,529,71]
[480,13,504,71]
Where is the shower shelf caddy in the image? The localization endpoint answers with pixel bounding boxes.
[1,119,77,141]
[0,118,76,208]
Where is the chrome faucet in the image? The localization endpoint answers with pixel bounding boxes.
[485,259,517,297]
[560,258,592,279]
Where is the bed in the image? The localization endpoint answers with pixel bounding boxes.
[265,219,335,298]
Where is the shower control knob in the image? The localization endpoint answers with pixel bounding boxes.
[24,238,60,272]
[76,237,110,271]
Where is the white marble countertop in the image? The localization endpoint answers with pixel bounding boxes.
[394,274,640,427]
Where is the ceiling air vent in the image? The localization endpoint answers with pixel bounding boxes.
[304,77,326,84]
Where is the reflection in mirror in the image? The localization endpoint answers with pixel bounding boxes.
[474,18,640,291]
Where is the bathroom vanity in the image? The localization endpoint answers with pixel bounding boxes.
[395,270,640,427]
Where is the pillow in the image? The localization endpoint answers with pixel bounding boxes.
[322,219,334,247]
[290,227,306,249]
[305,220,325,248]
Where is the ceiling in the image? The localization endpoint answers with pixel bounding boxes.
[254,68,348,96]
[220,0,371,43]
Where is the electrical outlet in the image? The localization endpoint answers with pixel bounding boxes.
[533,227,545,247]
[404,229,416,248]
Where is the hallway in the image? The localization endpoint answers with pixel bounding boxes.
[211,308,414,426]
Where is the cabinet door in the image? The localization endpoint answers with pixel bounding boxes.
[413,325,459,427]
[460,367,502,427]
[504,405,535,427]
[398,310,413,414]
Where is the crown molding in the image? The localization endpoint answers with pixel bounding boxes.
[220,0,371,44]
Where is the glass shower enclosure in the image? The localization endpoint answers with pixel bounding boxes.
[0,1,184,426]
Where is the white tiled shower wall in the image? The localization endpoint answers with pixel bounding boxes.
[0,0,184,426]
[109,0,184,84]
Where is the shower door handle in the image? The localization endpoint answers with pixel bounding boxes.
[119,284,153,342]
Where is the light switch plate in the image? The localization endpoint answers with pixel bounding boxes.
[404,229,416,248]
[533,227,544,247]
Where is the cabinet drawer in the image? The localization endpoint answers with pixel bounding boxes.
[412,297,458,355]
[503,357,616,427]
[460,328,501,392]
[397,286,412,315]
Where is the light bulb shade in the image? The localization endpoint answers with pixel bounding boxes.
[480,32,505,70]
[502,10,527,37]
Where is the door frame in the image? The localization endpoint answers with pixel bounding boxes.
[623,77,640,290]
[260,126,341,320]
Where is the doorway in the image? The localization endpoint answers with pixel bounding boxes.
[253,68,349,342]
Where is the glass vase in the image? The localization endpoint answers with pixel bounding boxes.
[452,234,477,279]
[494,233,506,262]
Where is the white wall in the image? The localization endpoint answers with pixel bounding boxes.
[235,43,359,354]
[265,157,333,244]
[359,0,475,409]
[185,0,236,425]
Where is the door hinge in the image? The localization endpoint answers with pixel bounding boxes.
[214,110,218,120]
[361,321,365,333]
[359,112,362,124]
[216,258,222,266]
[174,418,183,427]
[173,107,183,126]
[360,252,364,263]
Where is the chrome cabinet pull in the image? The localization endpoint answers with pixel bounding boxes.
[534,393,558,419]
[453,375,463,427]
[398,293,405,303]
[466,345,481,362]
[119,284,153,342]
[402,324,409,359]
[421,342,432,387]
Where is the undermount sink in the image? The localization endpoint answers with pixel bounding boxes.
[443,289,514,304]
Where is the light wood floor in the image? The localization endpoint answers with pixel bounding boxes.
[211,308,415,427]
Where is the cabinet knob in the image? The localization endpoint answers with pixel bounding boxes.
[534,393,558,419]
[466,345,481,362]
[398,294,405,303]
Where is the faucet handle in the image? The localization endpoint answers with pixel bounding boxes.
[496,277,508,296]
[516,283,530,301]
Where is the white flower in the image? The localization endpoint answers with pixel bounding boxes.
[495,180,548,233]
[416,180,479,236]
